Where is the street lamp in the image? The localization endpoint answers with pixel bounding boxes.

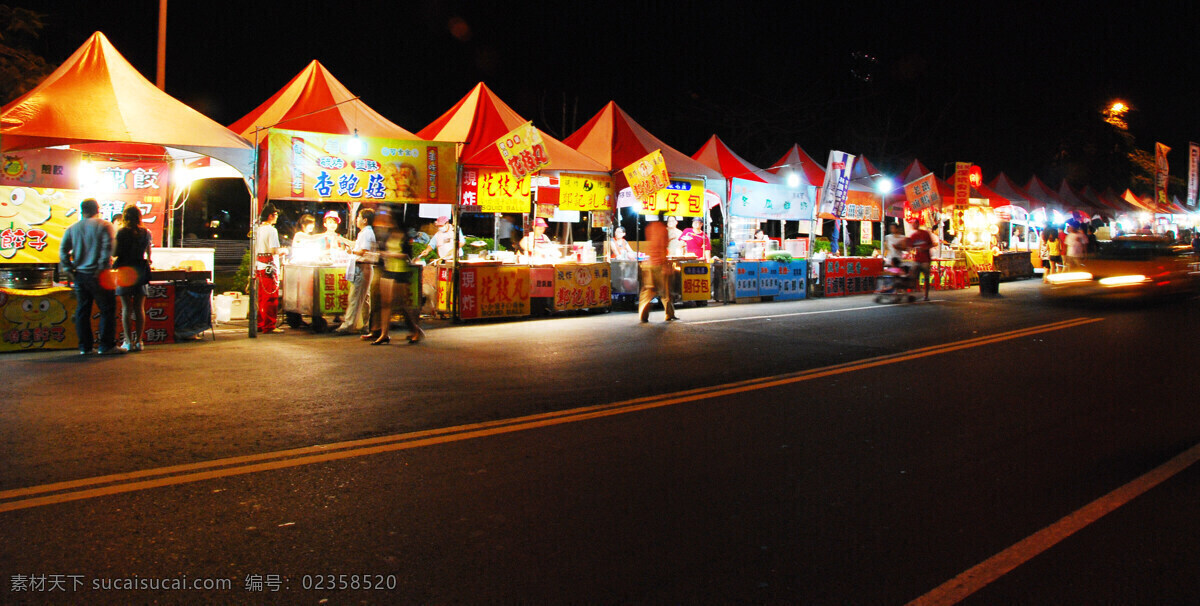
[1104,100,1130,130]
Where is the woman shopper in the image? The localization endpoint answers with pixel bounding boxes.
[113,205,152,351]
[373,213,425,345]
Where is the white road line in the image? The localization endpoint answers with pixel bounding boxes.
[908,440,1200,605]
[689,300,944,325]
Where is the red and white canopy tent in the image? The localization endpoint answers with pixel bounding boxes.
[563,101,725,205]
[0,32,254,251]
[769,144,826,189]
[417,82,608,231]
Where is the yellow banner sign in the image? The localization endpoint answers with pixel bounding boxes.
[622,149,670,201]
[1,186,80,264]
[496,121,551,180]
[461,167,531,213]
[0,286,77,352]
[559,173,615,211]
[266,128,456,203]
[553,263,611,311]
[641,178,705,217]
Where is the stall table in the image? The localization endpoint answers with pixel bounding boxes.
[280,264,349,332]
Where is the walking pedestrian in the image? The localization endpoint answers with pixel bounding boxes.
[1063,224,1088,271]
[113,205,152,351]
[374,213,425,345]
[638,213,678,323]
[336,208,377,334]
[907,220,935,301]
[59,198,122,355]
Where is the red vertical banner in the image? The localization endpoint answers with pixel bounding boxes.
[1155,143,1170,208]
[954,162,972,207]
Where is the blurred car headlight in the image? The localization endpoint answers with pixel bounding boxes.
[1047,272,1092,284]
[1098,275,1149,286]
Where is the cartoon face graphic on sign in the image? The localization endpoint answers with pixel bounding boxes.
[2,294,68,349]
[0,187,61,260]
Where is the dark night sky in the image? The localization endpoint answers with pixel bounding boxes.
[12,1,1200,185]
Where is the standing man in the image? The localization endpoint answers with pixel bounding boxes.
[638,213,679,323]
[907,220,935,301]
[336,208,377,334]
[255,205,284,333]
[60,198,122,355]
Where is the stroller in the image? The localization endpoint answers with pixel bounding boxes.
[874,260,918,304]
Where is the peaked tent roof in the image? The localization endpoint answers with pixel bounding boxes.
[1122,189,1155,212]
[417,83,605,172]
[1057,180,1106,217]
[692,135,777,183]
[987,173,1034,210]
[1024,176,1065,211]
[0,32,252,177]
[769,144,826,186]
[229,60,417,139]
[563,101,724,183]
[1099,188,1136,213]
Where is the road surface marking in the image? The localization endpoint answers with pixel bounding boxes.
[908,440,1200,606]
[688,301,944,325]
[0,317,1100,514]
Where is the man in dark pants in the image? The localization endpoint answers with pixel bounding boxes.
[60,198,123,355]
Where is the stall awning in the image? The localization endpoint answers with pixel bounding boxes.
[692,135,779,183]
[769,144,827,187]
[0,32,252,178]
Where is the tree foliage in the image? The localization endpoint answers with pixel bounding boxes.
[0,4,51,104]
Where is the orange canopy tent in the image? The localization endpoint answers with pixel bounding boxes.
[417,83,605,172]
[0,32,252,177]
[229,60,417,140]
[563,101,724,190]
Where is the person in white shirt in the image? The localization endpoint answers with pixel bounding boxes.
[336,208,377,334]
[415,216,461,262]
[255,205,283,333]
[882,222,909,267]
[1063,224,1089,270]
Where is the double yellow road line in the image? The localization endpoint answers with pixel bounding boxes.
[0,317,1102,514]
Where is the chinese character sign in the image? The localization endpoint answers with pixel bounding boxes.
[459,265,532,319]
[1,148,80,190]
[954,162,972,207]
[0,287,75,352]
[641,178,705,217]
[553,263,611,311]
[817,151,855,218]
[1189,142,1198,208]
[559,173,615,211]
[622,149,670,202]
[80,159,170,247]
[905,173,941,212]
[730,179,812,220]
[460,167,531,213]
[0,186,81,264]
[496,122,551,180]
[1156,142,1170,207]
[266,128,456,204]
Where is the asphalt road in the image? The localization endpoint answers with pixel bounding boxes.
[1,279,1197,604]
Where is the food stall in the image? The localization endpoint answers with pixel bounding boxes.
[811,151,884,297]
[253,128,457,328]
[724,178,814,301]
